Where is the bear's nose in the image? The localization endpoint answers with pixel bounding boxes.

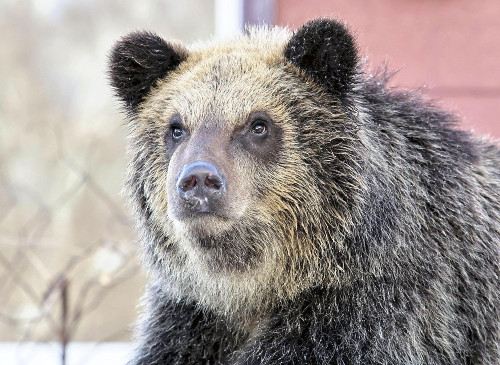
[176,161,225,211]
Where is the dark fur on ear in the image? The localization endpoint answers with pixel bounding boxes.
[284,18,358,97]
[108,31,188,113]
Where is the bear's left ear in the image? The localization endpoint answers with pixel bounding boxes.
[108,31,188,113]
[284,19,358,97]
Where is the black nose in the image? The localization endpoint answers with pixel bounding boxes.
[176,161,225,211]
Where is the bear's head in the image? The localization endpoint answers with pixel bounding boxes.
[109,19,363,319]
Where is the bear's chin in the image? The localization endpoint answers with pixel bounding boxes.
[171,217,265,273]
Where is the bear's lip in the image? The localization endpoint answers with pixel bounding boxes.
[168,199,231,220]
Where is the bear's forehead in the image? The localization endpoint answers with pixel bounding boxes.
[144,44,293,130]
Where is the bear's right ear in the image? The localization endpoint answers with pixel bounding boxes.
[108,31,188,113]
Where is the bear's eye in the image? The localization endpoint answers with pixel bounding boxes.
[237,111,281,162]
[171,125,184,140]
[251,120,268,135]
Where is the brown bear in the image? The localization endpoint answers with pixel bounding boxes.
[109,19,500,364]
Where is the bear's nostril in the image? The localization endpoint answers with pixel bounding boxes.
[180,176,197,192]
[205,175,221,190]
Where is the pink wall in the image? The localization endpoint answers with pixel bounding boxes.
[277,0,500,139]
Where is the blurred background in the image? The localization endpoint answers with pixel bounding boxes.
[0,0,498,364]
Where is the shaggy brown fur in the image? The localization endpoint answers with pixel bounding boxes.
[109,19,499,364]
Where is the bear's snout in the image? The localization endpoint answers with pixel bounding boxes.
[176,161,226,214]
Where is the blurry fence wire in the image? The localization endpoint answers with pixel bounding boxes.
[0,136,142,349]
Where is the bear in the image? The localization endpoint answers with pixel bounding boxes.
[108,19,500,364]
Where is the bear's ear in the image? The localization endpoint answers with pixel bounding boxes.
[284,19,358,97]
[108,31,188,113]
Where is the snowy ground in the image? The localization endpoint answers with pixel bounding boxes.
[0,342,134,365]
